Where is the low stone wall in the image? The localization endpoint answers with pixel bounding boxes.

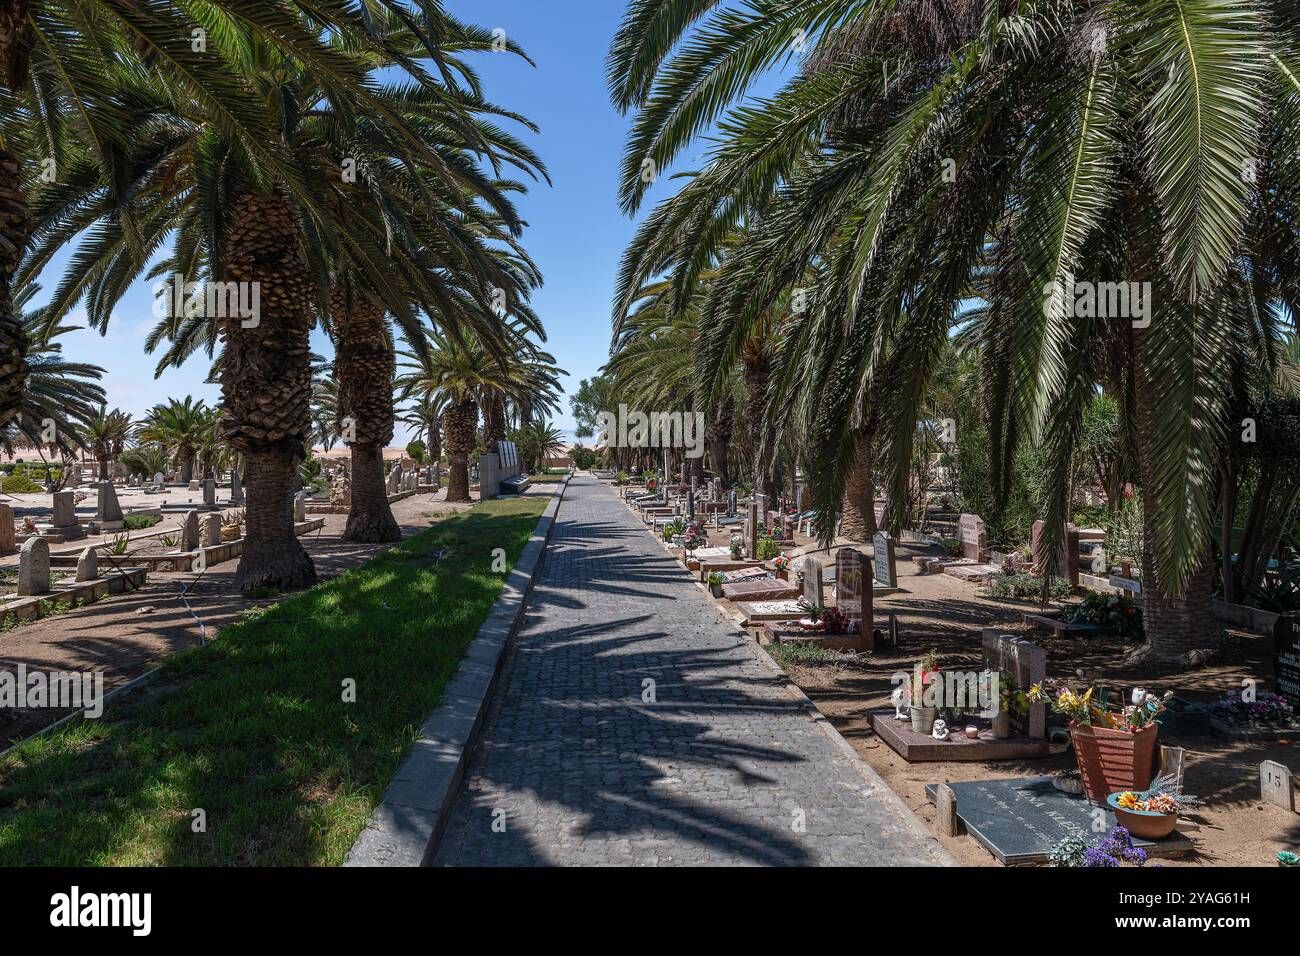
[47,518,326,573]
[1,567,148,629]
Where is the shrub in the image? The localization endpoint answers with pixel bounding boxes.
[982,571,1071,601]
[123,515,161,531]
[2,475,43,494]
[755,536,782,560]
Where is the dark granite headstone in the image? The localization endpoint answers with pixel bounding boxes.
[982,630,1047,738]
[835,547,872,640]
[924,776,1180,865]
[727,490,736,517]
[686,491,695,520]
[1274,613,1300,699]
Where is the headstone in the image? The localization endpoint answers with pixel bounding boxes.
[181,510,200,552]
[153,472,165,490]
[203,478,217,508]
[686,491,695,520]
[51,489,85,540]
[97,480,124,523]
[935,784,960,837]
[188,478,200,491]
[230,469,244,505]
[981,629,1048,738]
[1274,613,1300,699]
[17,537,51,596]
[294,492,307,523]
[202,513,222,548]
[1031,520,1080,585]
[74,546,98,582]
[386,463,402,494]
[746,502,758,558]
[958,513,987,563]
[872,531,898,588]
[0,502,14,554]
[801,557,823,606]
[834,547,872,643]
[1260,760,1296,812]
[727,490,736,518]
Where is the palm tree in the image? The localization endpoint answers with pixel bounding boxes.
[400,395,443,467]
[515,420,566,473]
[0,0,436,430]
[138,397,210,484]
[609,0,1299,664]
[81,406,134,481]
[23,12,545,590]
[119,443,171,482]
[309,365,340,454]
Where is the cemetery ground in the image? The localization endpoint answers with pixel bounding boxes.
[745,552,1300,867]
[0,492,548,865]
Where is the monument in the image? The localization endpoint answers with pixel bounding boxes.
[873,531,898,588]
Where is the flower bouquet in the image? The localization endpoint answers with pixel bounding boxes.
[1060,590,1144,639]
[1108,772,1200,839]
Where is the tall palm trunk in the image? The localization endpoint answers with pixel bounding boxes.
[840,436,876,542]
[742,346,778,502]
[178,448,195,484]
[443,396,478,502]
[333,286,400,542]
[427,415,442,468]
[484,391,506,453]
[0,145,31,429]
[1132,337,1218,662]
[707,396,733,485]
[219,192,316,592]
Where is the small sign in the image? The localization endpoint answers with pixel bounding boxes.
[1260,760,1296,812]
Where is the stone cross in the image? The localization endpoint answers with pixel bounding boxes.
[801,556,823,606]
[181,510,201,552]
[958,513,988,562]
[203,477,217,508]
[17,537,51,596]
[230,469,244,505]
[202,513,222,547]
[0,502,15,554]
[873,531,898,588]
[75,545,98,582]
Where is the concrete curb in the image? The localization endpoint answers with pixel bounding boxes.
[344,477,570,867]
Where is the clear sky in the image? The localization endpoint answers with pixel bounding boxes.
[32,0,789,443]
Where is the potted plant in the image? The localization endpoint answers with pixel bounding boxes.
[1029,682,1167,804]
[772,552,790,580]
[1278,851,1298,867]
[1107,773,1200,840]
[708,572,725,598]
[729,535,743,560]
[909,650,942,735]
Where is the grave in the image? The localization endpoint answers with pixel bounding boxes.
[17,537,51,596]
[230,469,244,505]
[745,502,758,558]
[1260,760,1296,812]
[97,480,124,530]
[188,478,201,491]
[202,513,222,548]
[181,510,201,552]
[767,549,874,651]
[721,575,798,603]
[735,599,814,625]
[1031,519,1081,586]
[727,490,736,518]
[153,472,166,491]
[50,489,86,541]
[958,513,987,562]
[75,546,98,583]
[924,777,1191,864]
[203,478,217,508]
[0,502,15,554]
[803,556,824,606]
[1274,612,1300,699]
[873,531,898,589]
[294,492,307,523]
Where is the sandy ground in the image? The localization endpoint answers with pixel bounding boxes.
[0,488,486,746]
[699,531,1300,867]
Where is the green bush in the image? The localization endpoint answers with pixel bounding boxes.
[123,515,161,531]
[756,536,782,560]
[2,475,43,494]
[982,571,1071,601]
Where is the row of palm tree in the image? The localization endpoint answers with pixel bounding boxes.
[0,1,556,590]
[603,0,1300,665]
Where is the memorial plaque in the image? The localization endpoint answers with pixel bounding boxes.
[924,777,1180,865]
[958,513,987,562]
[872,531,897,588]
[801,557,823,606]
[1274,613,1300,699]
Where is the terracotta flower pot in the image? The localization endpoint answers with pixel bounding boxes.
[1105,793,1177,839]
[1069,721,1158,805]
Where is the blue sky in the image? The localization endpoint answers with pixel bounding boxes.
[33,0,788,442]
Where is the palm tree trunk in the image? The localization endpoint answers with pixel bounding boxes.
[742,347,777,501]
[0,146,31,428]
[219,191,316,592]
[179,449,195,485]
[707,395,733,484]
[1132,340,1218,662]
[333,286,400,543]
[840,436,875,542]
[443,396,477,503]
[484,392,506,453]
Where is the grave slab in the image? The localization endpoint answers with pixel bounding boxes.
[735,600,810,624]
[924,777,1192,865]
[872,713,1050,762]
[721,578,799,602]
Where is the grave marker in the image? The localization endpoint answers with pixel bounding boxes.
[686,490,695,520]
[981,630,1047,738]
[202,513,222,548]
[51,489,85,540]
[873,531,898,588]
[294,492,307,523]
[835,547,872,646]
[1274,613,1300,699]
[0,502,14,554]
[801,557,823,606]
[958,513,987,562]
[1260,760,1296,812]
[203,478,217,508]
[746,501,758,558]
[1031,520,1080,585]
[230,469,244,505]
[75,546,98,582]
[726,490,736,518]
[97,480,124,525]
[17,537,51,596]
[181,510,201,552]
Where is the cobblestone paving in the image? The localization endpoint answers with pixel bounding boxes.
[434,477,950,866]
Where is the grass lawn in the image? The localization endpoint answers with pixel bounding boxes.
[0,496,548,865]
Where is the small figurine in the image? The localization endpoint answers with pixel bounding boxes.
[892,686,909,720]
[931,719,950,741]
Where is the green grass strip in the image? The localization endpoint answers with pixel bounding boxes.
[0,496,548,865]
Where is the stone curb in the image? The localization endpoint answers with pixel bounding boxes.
[344,477,570,867]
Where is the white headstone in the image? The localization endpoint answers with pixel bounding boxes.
[802,557,823,606]
[75,545,99,582]
[202,512,222,548]
[17,537,51,596]
[294,492,306,523]
[181,510,201,552]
